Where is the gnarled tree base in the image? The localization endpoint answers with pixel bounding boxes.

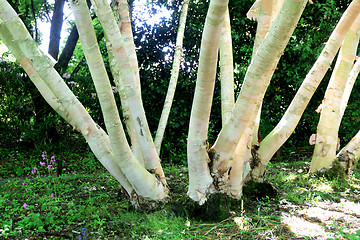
[312,159,348,180]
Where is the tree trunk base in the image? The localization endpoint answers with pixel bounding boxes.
[172,193,234,221]
[243,181,278,200]
[312,159,348,180]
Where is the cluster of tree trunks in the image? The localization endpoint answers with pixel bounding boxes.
[0,0,359,208]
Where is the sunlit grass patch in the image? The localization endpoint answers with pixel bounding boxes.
[1,152,360,239]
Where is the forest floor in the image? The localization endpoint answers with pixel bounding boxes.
[0,149,360,239]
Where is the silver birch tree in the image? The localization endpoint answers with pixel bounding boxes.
[310,15,360,173]
[188,0,308,203]
[0,0,191,208]
[251,0,360,181]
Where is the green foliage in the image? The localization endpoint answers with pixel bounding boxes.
[330,229,360,240]
[1,152,360,239]
[0,149,101,178]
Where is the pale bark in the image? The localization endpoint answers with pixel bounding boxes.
[69,0,166,200]
[111,0,140,87]
[0,0,134,197]
[272,0,284,22]
[219,8,234,126]
[0,0,167,203]
[250,0,274,56]
[310,15,360,173]
[219,0,278,194]
[110,0,143,164]
[210,0,307,183]
[337,130,360,174]
[187,0,229,204]
[246,0,275,150]
[154,0,189,154]
[252,0,360,181]
[105,36,144,166]
[243,0,276,182]
[340,58,360,118]
[227,127,252,198]
[91,0,165,182]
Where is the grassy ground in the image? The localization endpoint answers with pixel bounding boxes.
[0,149,360,239]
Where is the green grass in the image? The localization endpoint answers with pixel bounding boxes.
[1,149,359,239]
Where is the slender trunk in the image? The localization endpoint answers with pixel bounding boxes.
[242,0,276,184]
[219,8,234,126]
[91,0,166,182]
[0,0,167,205]
[340,59,360,118]
[252,0,360,181]
[0,0,134,198]
[112,0,140,87]
[310,15,360,173]
[210,0,307,183]
[187,0,229,204]
[30,0,39,43]
[55,0,92,73]
[109,0,143,164]
[250,0,274,56]
[105,36,144,166]
[54,25,79,73]
[155,0,189,154]
[48,0,65,60]
[70,0,167,201]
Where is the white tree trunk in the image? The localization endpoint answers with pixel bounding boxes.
[219,8,234,126]
[0,0,168,204]
[210,0,307,184]
[69,0,167,201]
[310,14,360,173]
[341,58,360,118]
[91,0,166,182]
[252,0,360,181]
[154,0,189,154]
[187,0,229,204]
[337,130,360,174]
[111,0,143,163]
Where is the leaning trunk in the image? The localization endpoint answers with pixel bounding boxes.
[310,15,360,173]
[251,0,360,181]
[210,0,307,188]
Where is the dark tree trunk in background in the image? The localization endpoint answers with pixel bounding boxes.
[30,0,39,43]
[48,0,65,60]
[54,25,79,73]
[54,0,92,73]
[30,0,66,153]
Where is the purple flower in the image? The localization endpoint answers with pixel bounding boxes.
[22,182,25,186]
[81,228,87,236]
[50,193,54,197]
[62,73,71,79]
[23,203,28,209]
[36,176,39,179]
[47,165,52,170]
[50,156,55,163]
[42,151,45,160]
[31,167,37,175]
[84,187,87,194]
[25,188,28,192]
[40,161,45,166]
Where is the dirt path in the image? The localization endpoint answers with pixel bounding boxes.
[280,196,360,239]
